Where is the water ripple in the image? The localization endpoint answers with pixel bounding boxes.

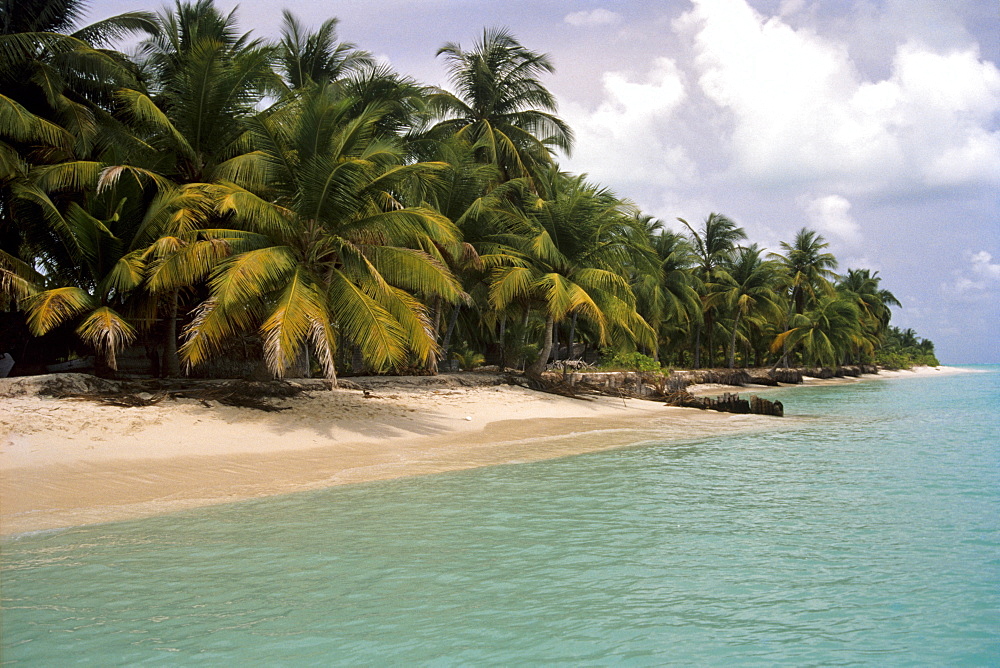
[3,369,999,665]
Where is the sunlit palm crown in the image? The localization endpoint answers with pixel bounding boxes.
[428,27,573,182]
[179,86,462,378]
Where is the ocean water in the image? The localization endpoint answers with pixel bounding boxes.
[2,367,998,666]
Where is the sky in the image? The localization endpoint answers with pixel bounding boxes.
[85,0,1000,363]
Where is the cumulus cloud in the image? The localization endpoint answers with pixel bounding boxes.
[970,251,1000,281]
[674,0,1000,193]
[561,58,696,191]
[778,0,806,16]
[944,250,1000,295]
[801,194,863,246]
[564,9,621,27]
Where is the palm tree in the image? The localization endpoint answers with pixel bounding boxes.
[838,268,898,330]
[130,0,279,184]
[772,228,838,315]
[428,27,573,184]
[1,0,159,368]
[769,228,838,367]
[407,135,522,368]
[0,0,155,128]
[490,169,652,376]
[631,219,700,363]
[771,293,862,367]
[678,213,746,367]
[1,0,154,265]
[180,85,463,380]
[710,244,782,368]
[837,268,900,362]
[102,0,281,374]
[276,11,372,91]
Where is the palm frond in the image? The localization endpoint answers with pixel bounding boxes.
[23,286,94,335]
[75,306,136,370]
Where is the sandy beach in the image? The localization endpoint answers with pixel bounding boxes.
[0,366,964,536]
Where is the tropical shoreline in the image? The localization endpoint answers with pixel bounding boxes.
[0,365,966,537]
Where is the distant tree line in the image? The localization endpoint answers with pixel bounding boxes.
[0,0,939,378]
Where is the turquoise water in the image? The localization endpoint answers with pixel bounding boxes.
[3,368,998,665]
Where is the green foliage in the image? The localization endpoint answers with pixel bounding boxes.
[599,350,660,372]
[451,349,485,371]
[876,327,940,368]
[1,4,940,379]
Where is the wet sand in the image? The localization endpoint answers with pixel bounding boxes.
[0,366,963,535]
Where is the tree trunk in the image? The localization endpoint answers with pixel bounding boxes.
[693,322,702,369]
[518,303,531,370]
[288,346,310,378]
[552,318,560,361]
[527,314,554,376]
[431,296,442,342]
[440,304,461,370]
[727,311,742,369]
[498,317,507,372]
[163,290,181,377]
[567,312,578,359]
[706,312,714,368]
[519,303,530,346]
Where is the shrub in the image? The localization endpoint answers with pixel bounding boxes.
[599,350,661,372]
[451,350,486,371]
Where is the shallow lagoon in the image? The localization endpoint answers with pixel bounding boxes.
[3,368,998,665]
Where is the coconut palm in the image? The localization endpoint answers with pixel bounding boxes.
[15,187,151,370]
[837,268,898,331]
[490,169,652,375]
[276,11,372,91]
[631,219,700,362]
[100,0,282,373]
[772,228,838,315]
[179,85,463,380]
[710,244,782,368]
[428,27,573,183]
[678,213,746,367]
[130,0,279,184]
[0,0,155,125]
[339,65,432,146]
[407,135,522,366]
[771,293,863,367]
[1,0,154,278]
[837,268,900,362]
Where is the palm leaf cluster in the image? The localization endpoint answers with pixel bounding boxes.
[1,0,933,379]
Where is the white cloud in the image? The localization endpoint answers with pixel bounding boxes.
[561,58,695,191]
[970,250,1000,281]
[564,9,621,27]
[674,0,1000,193]
[944,250,1000,295]
[801,194,863,246]
[778,0,806,16]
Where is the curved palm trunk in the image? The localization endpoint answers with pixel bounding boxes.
[427,295,443,373]
[527,314,554,376]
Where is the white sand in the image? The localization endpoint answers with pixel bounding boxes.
[1,382,775,535]
[0,365,964,535]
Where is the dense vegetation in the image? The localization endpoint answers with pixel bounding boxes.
[0,0,939,378]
